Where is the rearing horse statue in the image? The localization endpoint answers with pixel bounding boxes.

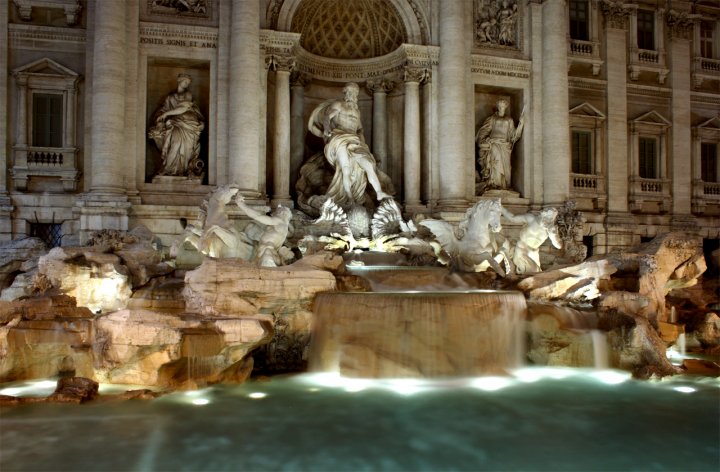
[420,198,508,276]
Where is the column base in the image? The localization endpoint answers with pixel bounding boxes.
[670,214,698,232]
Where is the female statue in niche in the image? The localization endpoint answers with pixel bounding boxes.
[149,73,205,180]
[476,98,525,192]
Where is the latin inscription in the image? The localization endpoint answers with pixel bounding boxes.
[140,36,217,49]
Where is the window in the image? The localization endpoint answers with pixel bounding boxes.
[639,137,657,178]
[30,222,62,248]
[569,0,589,41]
[700,21,714,59]
[572,130,592,174]
[637,10,654,50]
[32,93,63,148]
[701,142,718,182]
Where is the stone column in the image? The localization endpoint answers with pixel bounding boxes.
[600,1,635,252]
[422,71,434,206]
[437,0,469,210]
[228,0,261,196]
[65,84,76,147]
[0,2,12,240]
[528,0,544,204]
[77,0,130,242]
[88,0,127,194]
[667,12,696,229]
[366,78,394,174]
[271,54,294,207]
[541,0,570,206]
[290,71,310,197]
[403,67,425,208]
[14,76,28,147]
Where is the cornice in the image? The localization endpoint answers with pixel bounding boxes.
[9,23,85,51]
[470,54,531,79]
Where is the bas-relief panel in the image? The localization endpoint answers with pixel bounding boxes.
[145,60,210,185]
[141,0,218,27]
[473,0,522,51]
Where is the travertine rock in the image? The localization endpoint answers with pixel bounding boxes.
[0,237,47,300]
[94,309,271,388]
[37,247,132,313]
[0,295,95,382]
[184,256,337,373]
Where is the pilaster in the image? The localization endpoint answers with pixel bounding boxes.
[0,0,12,240]
[436,0,470,211]
[667,9,697,230]
[290,71,310,199]
[228,0,262,197]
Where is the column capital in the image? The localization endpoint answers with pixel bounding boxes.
[366,76,396,95]
[600,0,632,30]
[290,70,311,88]
[269,53,295,73]
[666,9,698,41]
[403,66,429,84]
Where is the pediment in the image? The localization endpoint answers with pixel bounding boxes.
[697,116,720,130]
[569,102,606,119]
[631,110,671,127]
[12,58,79,78]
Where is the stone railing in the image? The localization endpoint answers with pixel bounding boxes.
[629,176,671,213]
[637,49,659,63]
[570,173,606,209]
[629,48,668,83]
[692,57,720,87]
[11,145,80,192]
[692,179,720,214]
[568,39,602,75]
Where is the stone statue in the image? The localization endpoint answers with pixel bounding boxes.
[476,99,525,193]
[307,82,392,207]
[501,207,561,274]
[171,185,252,259]
[235,194,294,267]
[420,199,508,275]
[148,73,205,180]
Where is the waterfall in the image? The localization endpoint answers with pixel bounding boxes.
[590,330,609,369]
[308,290,527,378]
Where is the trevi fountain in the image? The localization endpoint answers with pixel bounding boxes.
[0,81,718,471]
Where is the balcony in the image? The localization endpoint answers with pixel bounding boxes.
[11,145,80,192]
[570,173,606,210]
[692,57,720,87]
[568,39,603,76]
[629,48,669,84]
[692,179,720,215]
[629,176,671,213]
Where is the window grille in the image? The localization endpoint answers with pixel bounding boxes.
[30,223,62,248]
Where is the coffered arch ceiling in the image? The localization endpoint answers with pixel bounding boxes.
[275,0,428,59]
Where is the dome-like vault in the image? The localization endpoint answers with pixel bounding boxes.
[291,0,408,60]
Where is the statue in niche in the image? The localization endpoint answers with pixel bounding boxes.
[501,207,561,274]
[476,99,525,194]
[306,82,392,208]
[419,199,509,276]
[475,0,519,47]
[148,73,205,181]
[235,194,294,267]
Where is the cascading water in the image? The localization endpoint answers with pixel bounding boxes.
[308,285,527,378]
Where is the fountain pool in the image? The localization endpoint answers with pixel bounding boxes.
[1,369,718,471]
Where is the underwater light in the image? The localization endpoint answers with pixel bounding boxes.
[0,387,23,396]
[673,386,696,394]
[385,380,424,396]
[590,370,631,385]
[248,392,267,399]
[470,376,514,391]
[32,380,58,389]
[191,398,210,405]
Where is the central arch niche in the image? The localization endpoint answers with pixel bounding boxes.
[291,0,407,59]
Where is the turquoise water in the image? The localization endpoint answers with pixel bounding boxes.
[1,369,718,472]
